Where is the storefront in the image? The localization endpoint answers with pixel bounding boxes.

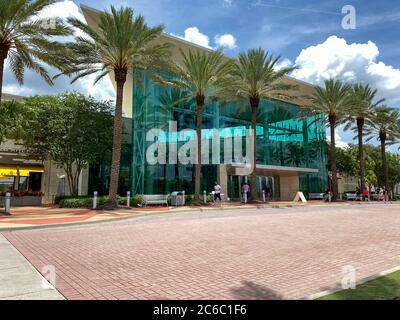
[0,166,44,193]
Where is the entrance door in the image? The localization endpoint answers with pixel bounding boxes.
[28,172,42,192]
[228,175,279,200]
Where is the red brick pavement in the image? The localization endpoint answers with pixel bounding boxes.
[3,204,400,300]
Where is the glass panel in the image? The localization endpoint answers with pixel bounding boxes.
[0,176,15,192]
[18,177,28,191]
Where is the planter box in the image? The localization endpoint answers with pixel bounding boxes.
[10,196,42,206]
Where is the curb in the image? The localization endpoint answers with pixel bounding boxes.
[306,265,400,300]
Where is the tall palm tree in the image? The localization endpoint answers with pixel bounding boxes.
[61,6,171,208]
[306,79,353,199]
[364,106,400,192]
[344,84,384,192]
[228,48,297,199]
[0,0,72,104]
[160,48,234,201]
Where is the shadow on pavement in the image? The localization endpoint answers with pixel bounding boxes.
[231,281,284,300]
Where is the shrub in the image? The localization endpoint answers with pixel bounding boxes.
[58,194,144,208]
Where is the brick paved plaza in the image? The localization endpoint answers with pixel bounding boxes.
[3,203,400,300]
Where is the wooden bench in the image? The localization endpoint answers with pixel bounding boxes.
[308,193,324,200]
[142,195,168,207]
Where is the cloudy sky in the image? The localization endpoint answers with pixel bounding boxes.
[4,0,400,147]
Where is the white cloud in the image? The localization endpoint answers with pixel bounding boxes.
[37,0,85,22]
[291,36,400,105]
[172,27,211,49]
[274,58,293,71]
[171,27,237,50]
[3,0,115,102]
[326,127,349,149]
[214,34,237,49]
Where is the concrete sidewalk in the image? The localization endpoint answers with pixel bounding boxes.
[0,234,64,300]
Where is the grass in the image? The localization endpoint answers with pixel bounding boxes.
[317,270,400,300]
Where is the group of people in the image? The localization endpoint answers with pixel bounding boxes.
[355,186,390,201]
[211,181,273,204]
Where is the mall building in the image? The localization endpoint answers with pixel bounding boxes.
[0,6,329,203]
[82,5,328,201]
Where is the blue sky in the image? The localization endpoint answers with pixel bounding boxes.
[4,0,400,148]
[76,0,400,67]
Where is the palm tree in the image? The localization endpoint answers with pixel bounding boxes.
[61,6,171,208]
[228,48,297,199]
[364,106,400,192]
[344,84,384,192]
[160,48,234,201]
[306,79,353,199]
[0,0,72,104]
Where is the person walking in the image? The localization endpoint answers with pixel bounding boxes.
[363,187,369,201]
[383,188,390,202]
[242,182,250,203]
[262,184,272,202]
[213,181,222,205]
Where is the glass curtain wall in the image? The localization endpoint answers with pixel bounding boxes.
[129,69,328,196]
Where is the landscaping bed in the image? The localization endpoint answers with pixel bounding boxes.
[55,194,214,208]
[317,270,400,300]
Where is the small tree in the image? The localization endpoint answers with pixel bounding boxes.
[0,100,28,142]
[20,93,113,195]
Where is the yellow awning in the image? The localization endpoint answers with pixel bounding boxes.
[0,166,44,177]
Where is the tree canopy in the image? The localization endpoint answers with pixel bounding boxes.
[19,93,114,195]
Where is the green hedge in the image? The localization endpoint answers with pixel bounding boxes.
[58,195,143,208]
[56,193,215,208]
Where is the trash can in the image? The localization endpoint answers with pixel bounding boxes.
[171,191,185,206]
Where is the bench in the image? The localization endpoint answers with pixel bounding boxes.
[308,193,324,200]
[142,195,168,207]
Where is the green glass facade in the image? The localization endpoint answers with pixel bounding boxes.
[124,70,328,199]
[89,69,328,199]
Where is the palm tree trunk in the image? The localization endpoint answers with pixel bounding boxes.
[106,69,127,208]
[356,118,366,191]
[328,115,338,200]
[194,94,204,201]
[0,45,9,105]
[380,134,389,192]
[250,97,259,200]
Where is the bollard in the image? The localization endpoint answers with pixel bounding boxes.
[4,192,11,215]
[263,190,266,203]
[339,193,342,201]
[244,191,247,204]
[203,190,207,204]
[127,191,131,207]
[328,192,331,203]
[93,191,98,209]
